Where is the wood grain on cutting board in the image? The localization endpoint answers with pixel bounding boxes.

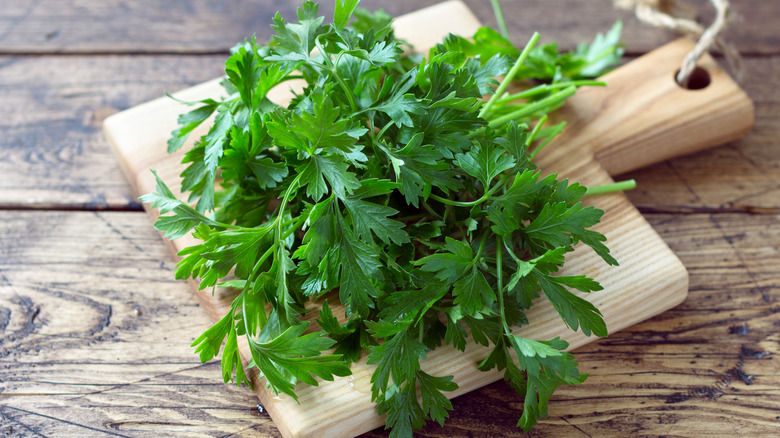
[103,1,752,437]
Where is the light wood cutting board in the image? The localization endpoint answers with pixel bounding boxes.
[103,1,754,436]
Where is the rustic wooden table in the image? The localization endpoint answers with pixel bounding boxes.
[1,1,778,437]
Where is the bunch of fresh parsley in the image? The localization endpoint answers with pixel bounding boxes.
[142,1,625,435]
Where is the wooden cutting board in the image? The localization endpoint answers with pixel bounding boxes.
[103,1,754,436]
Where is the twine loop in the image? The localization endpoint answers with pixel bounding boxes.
[615,0,743,86]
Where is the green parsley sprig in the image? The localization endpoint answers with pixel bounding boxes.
[142,1,627,435]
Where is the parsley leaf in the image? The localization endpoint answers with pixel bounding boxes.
[139,170,223,239]
[341,179,409,245]
[167,99,218,153]
[270,1,325,59]
[338,227,382,318]
[383,133,461,207]
[455,141,515,188]
[247,322,351,400]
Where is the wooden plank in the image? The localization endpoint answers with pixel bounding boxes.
[1,0,778,55]
[0,211,268,437]
[538,38,753,176]
[624,55,780,213]
[2,211,778,437]
[0,54,225,209]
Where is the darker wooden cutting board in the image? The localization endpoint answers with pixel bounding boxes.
[103,1,753,436]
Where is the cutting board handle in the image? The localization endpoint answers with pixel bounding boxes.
[543,38,754,176]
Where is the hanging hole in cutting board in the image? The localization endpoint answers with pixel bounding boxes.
[675,66,711,90]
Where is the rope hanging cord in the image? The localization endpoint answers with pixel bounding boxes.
[615,0,743,86]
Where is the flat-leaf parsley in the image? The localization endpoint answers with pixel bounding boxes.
[143,1,627,435]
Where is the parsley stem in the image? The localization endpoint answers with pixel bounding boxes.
[276,74,305,83]
[490,0,510,40]
[479,32,540,119]
[282,216,306,240]
[487,85,576,129]
[281,217,299,228]
[428,174,510,207]
[315,39,358,112]
[251,217,303,285]
[501,239,524,266]
[206,218,237,230]
[242,295,254,337]
[475,232,488,260]
[255,246,275,274]
[428,193,482,208]
[375,121,394,142]
[529,122,565,160]
[525,114,548,147]
[428,193,472,207]
[333,70,358,111]
[584,179,636,196]
[273,174,303,260]
[495,236,511,335]
[276,176,301,224]
[494,80,605,106]
[421,201,443,220]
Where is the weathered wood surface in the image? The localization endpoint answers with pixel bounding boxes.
[0,212,272,437]
[1,211,778,437]
[100,5,760,428]
[2,0,779,436]
[0,54,224,210]
[1,0,778,56]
